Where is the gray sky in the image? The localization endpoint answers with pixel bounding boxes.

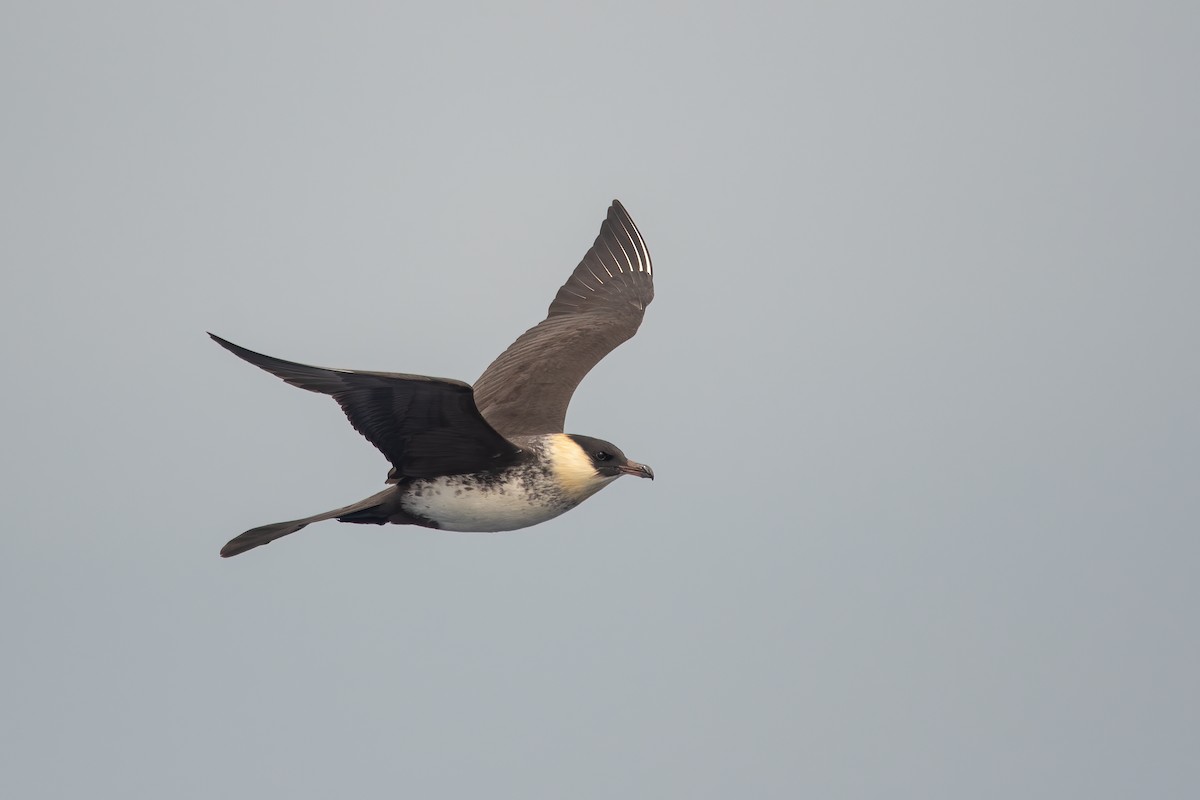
[2,2,1197,798]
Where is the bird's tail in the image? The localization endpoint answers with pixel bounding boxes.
[220,488,399,558]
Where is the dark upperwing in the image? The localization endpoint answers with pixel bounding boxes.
[209,334,523,479]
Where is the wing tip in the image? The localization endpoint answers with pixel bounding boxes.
[602,199,652,276]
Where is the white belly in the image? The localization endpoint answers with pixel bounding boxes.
[399,473,575,532]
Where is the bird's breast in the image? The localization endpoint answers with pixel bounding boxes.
[399,467,576,532]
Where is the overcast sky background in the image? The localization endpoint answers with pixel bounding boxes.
[2,2,1197,798]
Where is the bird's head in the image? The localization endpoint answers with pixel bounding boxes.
[565,434,655,481]
[543,433,653,503]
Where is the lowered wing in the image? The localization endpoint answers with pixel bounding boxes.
[210,334,522,479]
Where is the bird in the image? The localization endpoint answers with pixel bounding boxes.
[211,200,655,557]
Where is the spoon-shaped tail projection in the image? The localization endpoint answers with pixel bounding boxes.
[220,488,399,557]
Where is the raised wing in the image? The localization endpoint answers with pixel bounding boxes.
[472,200,653,436]
[210,334,523,479]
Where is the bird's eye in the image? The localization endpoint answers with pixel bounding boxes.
[594,451,612,462]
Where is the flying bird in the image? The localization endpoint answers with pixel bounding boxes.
[211,200,654,557]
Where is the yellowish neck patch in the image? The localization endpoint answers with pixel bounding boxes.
[545,433,614,501]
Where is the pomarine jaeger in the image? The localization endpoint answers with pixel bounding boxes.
[211,200,654,557]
